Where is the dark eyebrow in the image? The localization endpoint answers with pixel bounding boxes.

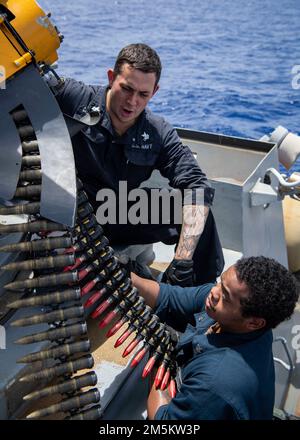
[220,274,231,301]
[122,82,151,95]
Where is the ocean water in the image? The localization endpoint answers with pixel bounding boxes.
[40,0,300,172]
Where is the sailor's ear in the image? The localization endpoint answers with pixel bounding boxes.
[245,317,266,331]
[152,84,159,96]
[107,69,115,87]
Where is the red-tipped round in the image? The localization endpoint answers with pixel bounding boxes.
[91,299,111,319]
[106,318,127,338]
[83,289,105,308]
[81,278,100,296]
[78,265,92,281]
[155,363,166,388]
[63,246,75,254]
[98,309,118,329]
[122,337,140,358]
[168,379,177,398]
[63,256,85,272]
[142,355,157,378]
[160,368,170,390]
[114,328,132,348]
[130,347,147,368]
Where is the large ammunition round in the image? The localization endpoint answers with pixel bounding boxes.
[2,253,75,272]
[21,155,41,168]
[12,304,84,327]
[18,340,91,364]
[18,125,35,139]
[5,270,78,290]
[21,140,39,154]
[15,322,87,344]
[12,109,28,123]
[66,404,102,420]
[14,184,42,199]
[19,169,42,182]
[26,388,100,419]
[19,355,94,383]
[23,371,97,401]
[0,202,40,216]
[0,236,72,253]
[7,288,81,309]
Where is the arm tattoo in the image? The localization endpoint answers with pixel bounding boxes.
[175,205,209,260]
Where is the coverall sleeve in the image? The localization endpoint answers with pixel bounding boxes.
[154,375,237,420]
[155,282,212,332]
[53,77,96,118]
[156,120,215,206]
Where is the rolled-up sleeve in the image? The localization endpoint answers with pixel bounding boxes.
[155,283,212,332]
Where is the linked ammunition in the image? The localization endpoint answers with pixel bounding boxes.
[12,109,28,122]
[115,307,153,348]
[21,140,39,154]
[67,238,111,273]
[98,295,135,329]
[155,346,172,388]
[91,290,121,319]
[77,203,94,220]
[160,367,171,391]
[5,270,78,290]
[18,125,35,139]
[26,388,100,419]
[19,355,94,383]
[142,335,169,378]
[11,305,84,327]
[74,216,98,235]
[80,258,118,295]
[18,340,90,364]
[105,297,146,337]
[130,324,165,368]
[69,231,106,252]
[66,404,102,420]
[121,314,159,357]
[23,371,97,401]
[19,169,42,182]
[0,236,72,253]
[168,378,177,398]
[0,220,66,234]
[83,288,106,309]
[15,322,87,345]
[1,253,75,272]
[102,268,127,293]
[21,155,41,168]
[0,202,40,215]
[7,288,81,309]
[14,184,41,199]
[77,191,89,206]
[78,248,115,280]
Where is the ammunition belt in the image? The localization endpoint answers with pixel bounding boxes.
[0,108,178,419]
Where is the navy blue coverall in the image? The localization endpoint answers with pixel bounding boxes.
[154,282,275,420]
[55,78,224,284]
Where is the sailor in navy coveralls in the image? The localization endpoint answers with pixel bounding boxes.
[131,256,298,420]
[53,43,224,286]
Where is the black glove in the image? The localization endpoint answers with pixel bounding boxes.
[115,253,155,280]
[162,258,194,287]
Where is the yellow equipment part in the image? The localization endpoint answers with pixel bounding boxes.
[0,0,61,79]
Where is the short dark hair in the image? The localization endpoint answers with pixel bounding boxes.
[235,256,299,329]
[114,43,162,86]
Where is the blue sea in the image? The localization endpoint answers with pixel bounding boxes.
[40,0,300,172]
